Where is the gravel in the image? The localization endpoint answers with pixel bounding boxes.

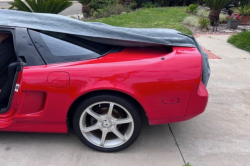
[185,23,250,35]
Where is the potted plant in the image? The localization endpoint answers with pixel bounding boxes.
[227,13,242,29]
[238,4,250,25]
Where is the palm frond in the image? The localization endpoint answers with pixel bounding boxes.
[77,0,91,5]
[8,0,72,14]
[8,0,32,12]
[51,0,73,14]
[203,0,235,11]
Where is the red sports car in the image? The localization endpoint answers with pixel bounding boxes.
[0,10,209,152]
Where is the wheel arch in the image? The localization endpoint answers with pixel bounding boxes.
[67,90,147,128]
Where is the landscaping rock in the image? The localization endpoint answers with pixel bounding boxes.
[238,25,250,30]
[185,23,250,35]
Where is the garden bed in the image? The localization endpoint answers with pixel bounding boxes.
[182,5,250,35]
[182,7,232,34]
[184,23,245,34]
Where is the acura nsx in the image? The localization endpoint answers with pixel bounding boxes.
[0,9,210,152]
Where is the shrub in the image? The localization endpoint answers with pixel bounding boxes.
[130,2,138,9]
[199,17,210,30]
[92,4,130,18]
[78,0,91,4]
[196,8,209,17]
[115,0,203,8]
[155,0,170,6]
[156,0,201,6]
[240,0,250,6]
[183,15,199,27]
[93,9,110,18]
[238,4,250,16]
[186,4,198,14]
[186,7,190,13]
[219,13,228,23]
[88,0,117,11]
[186,0,201,5]
[228,31,250,52]
[134,0,149,7]
[107,4,127,15]
[142,2,158,8]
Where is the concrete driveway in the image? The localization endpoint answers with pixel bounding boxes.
[0,116,184,166]
[171,34,250,166]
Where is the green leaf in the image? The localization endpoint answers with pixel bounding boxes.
[8,0,33,12]
[8,0,72,14]
[203,0,235,11]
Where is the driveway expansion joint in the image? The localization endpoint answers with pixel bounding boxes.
[168,124,187,165]
[194,34,223,59]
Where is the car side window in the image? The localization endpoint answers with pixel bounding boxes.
[28,30,112,64]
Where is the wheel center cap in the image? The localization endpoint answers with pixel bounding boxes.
[102,120,112,128]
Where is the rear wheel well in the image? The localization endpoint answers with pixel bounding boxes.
[67,90,146,128]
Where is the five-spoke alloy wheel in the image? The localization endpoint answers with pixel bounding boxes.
[73,95,141,152]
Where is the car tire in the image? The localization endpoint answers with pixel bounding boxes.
[73,94,141,152]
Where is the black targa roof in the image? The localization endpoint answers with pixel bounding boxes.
[0,9,210,86]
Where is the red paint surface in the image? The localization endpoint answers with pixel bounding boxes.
[162,98,179,104]
[0,46,208,132]
[47,72,70,88]
[18,91,46,115]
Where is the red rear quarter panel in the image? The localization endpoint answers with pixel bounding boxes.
[0,46,207,132]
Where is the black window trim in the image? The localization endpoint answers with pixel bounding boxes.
[15,27,46,66]
[27,29,48,65]
[27,29,122,65]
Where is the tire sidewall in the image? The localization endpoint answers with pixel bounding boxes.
[73,95,141,152]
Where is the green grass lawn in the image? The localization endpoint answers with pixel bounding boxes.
[228,31,250,52]
[86,7,192,35]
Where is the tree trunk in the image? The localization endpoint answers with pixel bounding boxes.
[126,0,131,6]
[82,4,90,14]
[209,10,221,25]
[182,0,187,6]
[117,0,123,4]
[174,0,179,6]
